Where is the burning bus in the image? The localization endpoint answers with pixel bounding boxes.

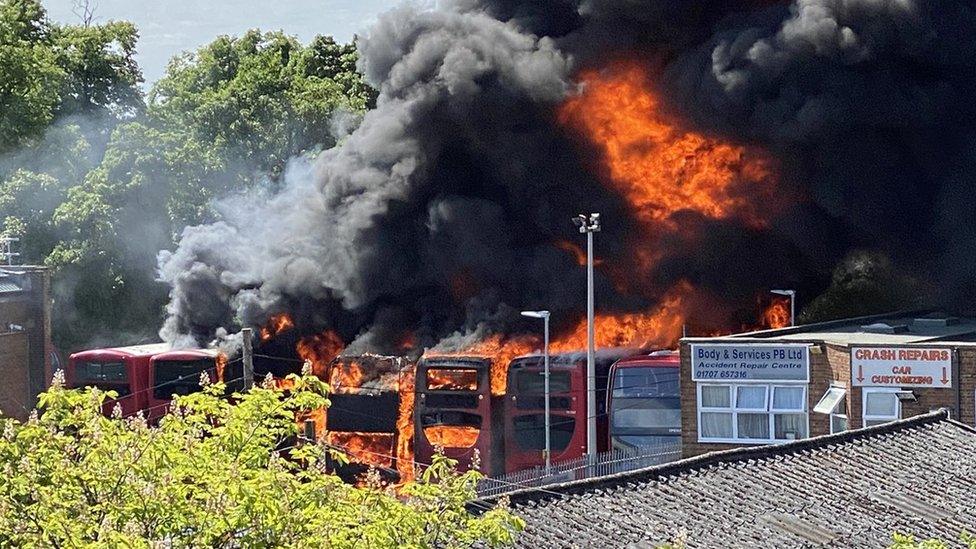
[414,356,504,476]
[324,355,411,483]
[66,343,172,417]
[503,349,635,473]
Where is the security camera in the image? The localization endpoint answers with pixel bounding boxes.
[572,215,585,227]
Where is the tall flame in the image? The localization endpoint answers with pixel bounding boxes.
[550,282,691,352]
[762,297,791,329]
[395,365,416,484]
[558,61,777,227]
[435,283,693,396]
[296,330,344,378]
[215,352,227,381]
[260,313,295,341]
[554,240,604,267]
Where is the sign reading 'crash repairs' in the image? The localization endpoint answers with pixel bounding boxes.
[851,347,952,388]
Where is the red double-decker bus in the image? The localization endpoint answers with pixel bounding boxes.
[66,343,171,417]
[148,348,223,422]
[414,356,503,476]
[503,349,634,473]
[606,350,681,451]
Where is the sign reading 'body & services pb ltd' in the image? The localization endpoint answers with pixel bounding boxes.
[851,347,952,388]
[692,344,809,382]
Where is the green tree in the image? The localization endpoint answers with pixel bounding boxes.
[48,122,227,350]
[0,0,64,150]
[0,372,523,546]
[150,30,375,178]
[800,251,926,324]
[890,532,976,548]
[52,19,143,117]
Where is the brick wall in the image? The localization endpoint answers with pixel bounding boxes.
[956,347,976,426]
[681,341,748,457]
[0,267,52,419]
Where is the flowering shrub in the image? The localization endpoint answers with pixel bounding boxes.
[0,371,523,547]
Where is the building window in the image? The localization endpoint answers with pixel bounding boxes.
[863,388,900,427]
[698,384,807,443]
[814,386,848,434]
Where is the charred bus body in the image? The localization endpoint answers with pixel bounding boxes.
[414,356,504,476]
[324,354,409,482]
[503,349,636,473]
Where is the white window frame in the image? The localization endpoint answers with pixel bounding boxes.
[697,383,808,444]
[862,387,901,427]
[814,384,848,434]
[830,412,849,434]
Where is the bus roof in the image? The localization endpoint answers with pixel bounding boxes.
[509,348,639,369]
[150,348,221,361]
[612,350,680,368]
[70,343,172,360]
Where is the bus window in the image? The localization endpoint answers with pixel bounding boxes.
[75,361,131,396]
[512,414,575,452]
[514,371,571,394]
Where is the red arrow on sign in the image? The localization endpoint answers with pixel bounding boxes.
[941,367,949,385]
[856,365,864,383]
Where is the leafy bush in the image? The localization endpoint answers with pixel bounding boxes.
[0,372,523,547]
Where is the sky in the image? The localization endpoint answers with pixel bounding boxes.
[44,0,394,86]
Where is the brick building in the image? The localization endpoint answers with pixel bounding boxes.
[680,311,976,457]
[0,266,52,420]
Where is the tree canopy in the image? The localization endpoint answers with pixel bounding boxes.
[0,372,522,546]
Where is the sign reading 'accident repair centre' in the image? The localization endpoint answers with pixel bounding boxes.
[851,347,952,388]
[692,344,809,382]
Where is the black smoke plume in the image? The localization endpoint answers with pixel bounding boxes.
[158,0,976,353]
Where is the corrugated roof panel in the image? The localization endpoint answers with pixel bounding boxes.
[0,280,23,293]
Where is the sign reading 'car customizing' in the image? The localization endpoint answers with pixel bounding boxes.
[691,344,809,382]
[851,347,952,388]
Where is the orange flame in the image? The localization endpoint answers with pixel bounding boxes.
[215,352,227,382]
[423,425,480,448]
[296,330,344,378]
[396,365,416,484]
[551,282,691,352]
[425,368,479,391]
[330,359,366,392]
[327,432,395,468]
[762,297,791,329]
[432,283,692,395]
[558,61,777,228]
[428,335,537,396]
[554,240,604,267]
[260,313,295,341]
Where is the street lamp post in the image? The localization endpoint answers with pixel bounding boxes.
[771,289,796,327]
[521,310,551,475]
[573,213,600,461]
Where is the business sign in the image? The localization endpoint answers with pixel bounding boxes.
[692,344,809,382]
[851,347,952,388]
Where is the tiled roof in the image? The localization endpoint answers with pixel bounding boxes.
[489,410,976,548]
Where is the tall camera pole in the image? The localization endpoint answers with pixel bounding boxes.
[574,213,600,461]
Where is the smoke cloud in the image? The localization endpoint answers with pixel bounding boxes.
[159,0,976,353]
